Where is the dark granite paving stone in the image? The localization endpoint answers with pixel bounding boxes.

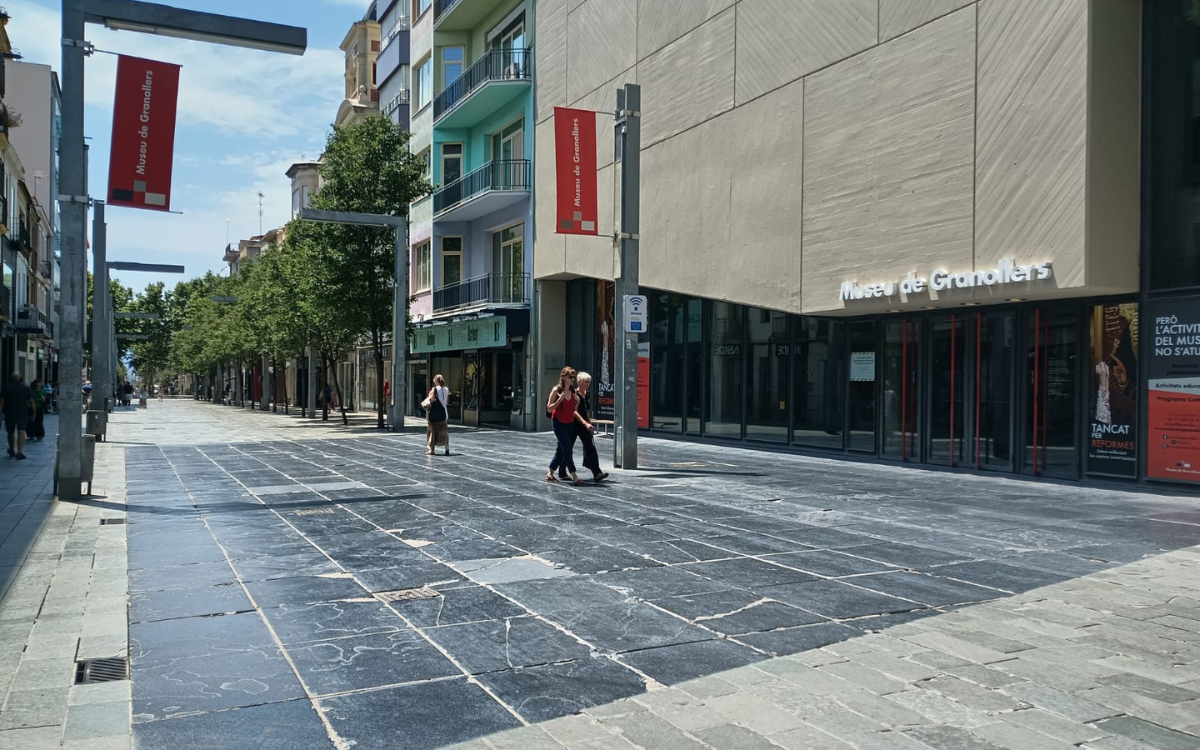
[386,584,528,627]
[852,572,1004,607]
[439,506,522,527]
[132,647,305,721]
[591,565,731,600]
[735,621,863,656]
[128,542,228,569]
[129,561,237,593]
[486,495,580,517]
[287,629,459,695]
[929,560,1070,593]
[351,559,465,592]
[620,638,767,684]
[670,505,758,521]
[405,494,489,513]
[390,521,489,545]
[243,574,368,609]
[282,511,379,538]
[682,557,823,589]
[1000,550,1115,578]
[648,520,736,539]
[554,600,716,653]
[475,657,647,723]
[230,551,343,582]
[130,583,253,623]
[537,513,629,535]
[767,580,922,619]
[318,677,522,750]
[758,525,880,550]
[580,523,682,548]
[133,698,334,750]
[131,612,275,664]
[845,541,974,569]
[842,608,945,633]
[539,545,661,575]
[1063,542,1167,564]
[699,533,813,556]
[262,600,407,645]
[487,519,592,551]
[422,538,524,563]
[311,530,414,554]
[717,515,815,535]
[221,535,317,559]
[763,549,901,578]
[642,539,740,564]
[355,503,441,528]
[425,616,592,674]
[653,590,828,635]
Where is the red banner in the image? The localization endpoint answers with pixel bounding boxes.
[108,55,181,212]
[554,107,598,235]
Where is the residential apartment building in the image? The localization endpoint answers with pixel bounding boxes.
[407,0,535,429]
[532,0,1200,488]
[377,0,412,131]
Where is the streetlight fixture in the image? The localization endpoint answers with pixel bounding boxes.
[58,0,307,500]
[297,208,408,431]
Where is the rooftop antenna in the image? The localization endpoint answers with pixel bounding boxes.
[225,218,231,246]
[258,192,265,235]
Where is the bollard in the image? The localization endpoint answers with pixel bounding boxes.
[81,434,96,496]
[85,410,107,443]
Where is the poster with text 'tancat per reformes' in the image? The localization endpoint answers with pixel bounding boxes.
[1088,304,1138,477]
[1147,299,1200,483]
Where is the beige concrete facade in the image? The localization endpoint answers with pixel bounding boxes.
[533,0,1142,317]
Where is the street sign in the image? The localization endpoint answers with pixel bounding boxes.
[623,294,647,333]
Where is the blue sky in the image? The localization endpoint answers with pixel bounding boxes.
[9,0,369,292]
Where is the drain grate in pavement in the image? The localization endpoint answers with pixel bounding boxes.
[99,518,127,525]
[294,508,336,516]
[75,657,129,684]
[375,587,440,602]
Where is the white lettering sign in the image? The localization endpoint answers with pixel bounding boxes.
[840,260,1052,303]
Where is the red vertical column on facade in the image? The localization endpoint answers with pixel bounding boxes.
[1042,318,1050,472]
[901,319,908,462]
[975,313,982,469]
[950,315,956,467]
[1033,310,1040,476]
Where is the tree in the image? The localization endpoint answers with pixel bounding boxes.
[127,282,172,390]
[308,115,431,427]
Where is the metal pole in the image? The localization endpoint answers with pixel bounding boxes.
[307,347,318,419]
[91,201,109,411]
[613,84,641,469]
[392,221,408,430]
[57,4,87,500]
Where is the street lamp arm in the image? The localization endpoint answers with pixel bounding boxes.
[72,0,307,55]
[298,208,406,228]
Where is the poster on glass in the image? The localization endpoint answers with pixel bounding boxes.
[1147,299,1200,483]
[1088,304,1138,477]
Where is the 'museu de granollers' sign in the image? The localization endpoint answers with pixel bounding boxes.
[108,55,181,212]
[553,106,597,235]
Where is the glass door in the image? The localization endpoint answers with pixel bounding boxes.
[1023,308,1080,478]
[685,298,704,435]
[974,311,1016,470]
[928,315,965,466]
[882,318,920,462]
[847,320,877,452]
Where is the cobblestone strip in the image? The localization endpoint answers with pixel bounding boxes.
[0,439,130,750]
[440,544,1200,750]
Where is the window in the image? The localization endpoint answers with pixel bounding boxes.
[441,143,462,186]
[414,241,431,292]
[491,224,524,302]
[490,119,524,162]
[417,148,431,180]
[441,237,462,288]
[489,12,526,77]
[706,302,744,439]
[414,56,432,111]
[415,0,431,17]
[443,47,463,88]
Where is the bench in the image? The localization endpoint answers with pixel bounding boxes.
[592,419,615,436]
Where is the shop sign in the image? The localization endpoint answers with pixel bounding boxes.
[108,55,181,212]
[553,107,598,235]
[1088,304,1138,477]
[411,316,507,354]
[840,260,1053,302]
[1147,299,1200,483]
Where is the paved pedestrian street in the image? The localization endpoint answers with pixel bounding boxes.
[2,401,1200,749]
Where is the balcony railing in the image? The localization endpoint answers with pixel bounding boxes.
[17,220,30,252]
[434,159,531,215]
[433,47,531,121]
[434,272,529,312]
[15,304,48,335]
[383,14,410,45]
[39,259,51,279]
[383,89,410,116]
[433,0,462,25]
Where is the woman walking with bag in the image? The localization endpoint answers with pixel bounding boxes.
[546,367,584,485]
[424,374,451,455]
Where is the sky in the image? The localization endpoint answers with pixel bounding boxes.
[8,0,370,293]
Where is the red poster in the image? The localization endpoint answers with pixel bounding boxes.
[637,343,650,429]
[554,107,598,235]
[108,55,181,212]
[1147,299,1200,483]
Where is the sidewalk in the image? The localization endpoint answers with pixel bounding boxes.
[2,400,1200,750]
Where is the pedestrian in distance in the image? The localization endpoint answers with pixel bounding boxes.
[423,374,450,455]
[546,366,585,485]
[122,381,134,408]
[27,379,46,442]
[557,371,608,482]
[1,372,35,460]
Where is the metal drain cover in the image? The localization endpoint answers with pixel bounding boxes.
[294,508,335,516]
[75,657,129,684]
[375,587,440,602]
[99,518,127,525]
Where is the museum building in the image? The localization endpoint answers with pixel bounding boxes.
[532,0,1200,486]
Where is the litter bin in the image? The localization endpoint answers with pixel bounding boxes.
[81,434,96,495]
[86,409,107,442]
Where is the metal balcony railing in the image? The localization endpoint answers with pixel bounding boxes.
[434,272,529,312]
[384,14,410,45]
[39,259,51,279]
[383,89,410,116]
[433,47,531,121]
[433,0,462,25]
[15,304,48,334]
[433,159,531,215]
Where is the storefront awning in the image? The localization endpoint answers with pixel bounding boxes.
[411,310,528,354]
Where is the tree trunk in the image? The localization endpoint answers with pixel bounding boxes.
[331,358,349,426]
[321,354,330,422]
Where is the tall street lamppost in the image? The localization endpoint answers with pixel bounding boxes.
[298,208,408,431]
[58,0,306,501]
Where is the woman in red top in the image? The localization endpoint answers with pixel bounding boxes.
[546,366,585,485]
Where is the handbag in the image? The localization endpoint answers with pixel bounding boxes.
[421,396,432,410]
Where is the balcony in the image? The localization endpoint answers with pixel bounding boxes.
[433,159,530,221]
[383,14,410,46]
[0,284,9,320]
[39,259,52,280]
[434,272,529,313]
[17,220,30,253]
[15,304,50,338]
[433,0,502,30]
[434,48,531,128]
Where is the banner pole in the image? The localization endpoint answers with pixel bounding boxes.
[613,84,641,470]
